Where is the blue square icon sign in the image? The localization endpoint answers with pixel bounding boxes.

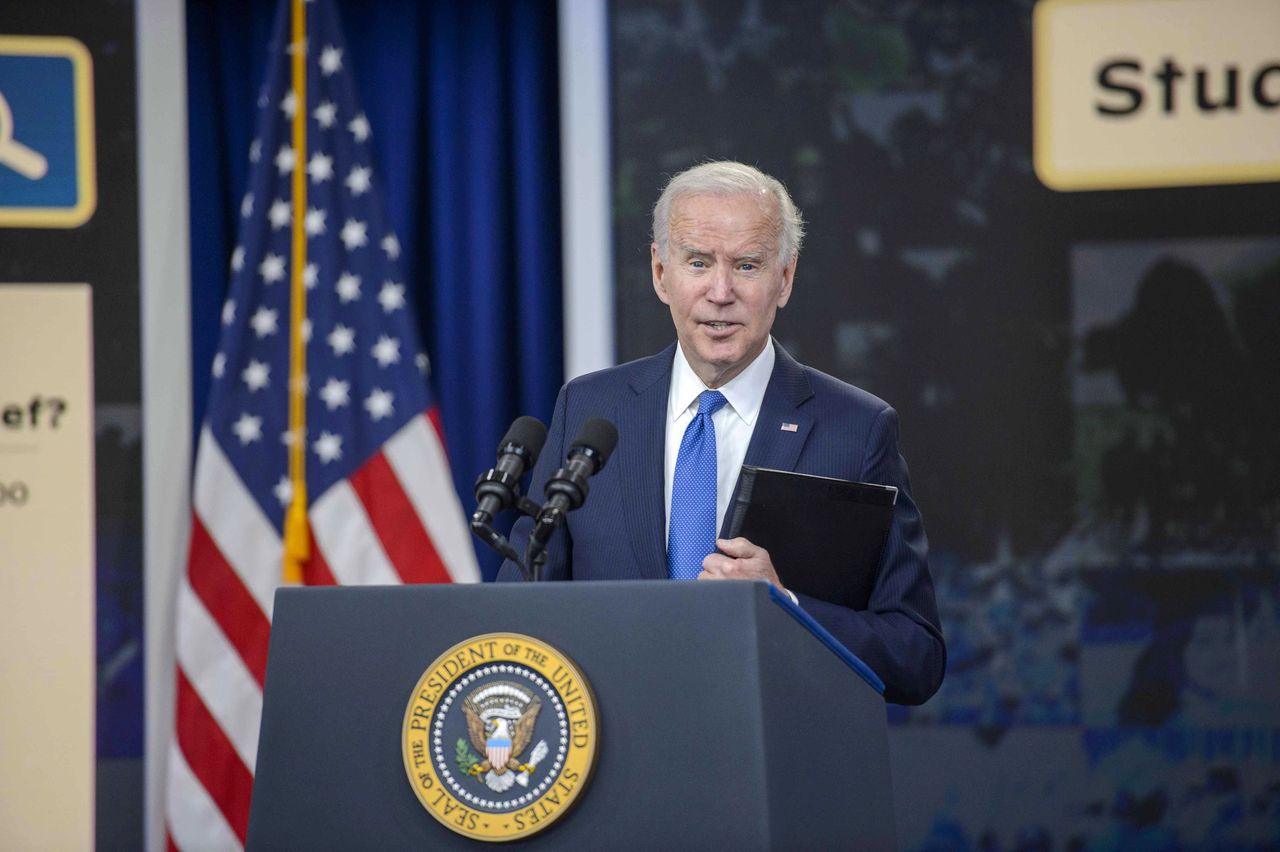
[0,36,96,228]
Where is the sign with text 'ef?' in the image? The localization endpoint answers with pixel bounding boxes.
[0,284,94,850]
[1034,0,1280,191]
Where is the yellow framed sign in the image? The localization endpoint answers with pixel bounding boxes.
[1034,0,1280,190]
[0,36,97,227]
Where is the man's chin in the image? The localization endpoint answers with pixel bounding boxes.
[687,346,752,387]
[694,343,740,364]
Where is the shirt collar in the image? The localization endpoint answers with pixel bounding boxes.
[668,337,775,427]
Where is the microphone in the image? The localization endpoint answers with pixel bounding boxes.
[473,416,547,525]
[470,417,547,563]
[525,417,618,573]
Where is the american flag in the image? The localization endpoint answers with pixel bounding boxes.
[166,1,480,847]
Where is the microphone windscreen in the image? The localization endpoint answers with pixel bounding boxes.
[500,415,548,465]
[572,417,619,466]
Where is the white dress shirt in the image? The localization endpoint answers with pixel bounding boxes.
[663,337,776,544]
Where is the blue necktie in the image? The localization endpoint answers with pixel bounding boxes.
[668,390,729,580]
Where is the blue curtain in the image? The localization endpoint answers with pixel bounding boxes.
[187,0,563,578]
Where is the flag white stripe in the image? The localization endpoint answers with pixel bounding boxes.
[193,427,283,618]
[175,582,263,772]
[385,414,481,582]
[166,744,244,852]
[310,479,401,585]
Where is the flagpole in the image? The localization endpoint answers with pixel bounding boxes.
[282,0,309,583]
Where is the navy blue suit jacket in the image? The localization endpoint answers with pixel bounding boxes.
[498,341,945,705]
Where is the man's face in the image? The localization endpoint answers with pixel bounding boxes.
[651,192,795,388]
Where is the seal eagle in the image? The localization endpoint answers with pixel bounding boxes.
[464,696,541,776]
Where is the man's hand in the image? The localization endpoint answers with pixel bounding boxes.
[699,537,784,591]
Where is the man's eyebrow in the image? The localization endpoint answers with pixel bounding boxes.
[675,245,769,262]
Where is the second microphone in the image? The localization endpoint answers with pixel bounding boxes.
[525,417,619,570]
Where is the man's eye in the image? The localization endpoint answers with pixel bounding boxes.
[740,263,756,271]
[690,260,706,269]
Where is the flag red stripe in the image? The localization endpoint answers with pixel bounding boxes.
[303,524,338,585]
[175,669,253,845]
[187,514,272,687]
[348,451,451,584]
[427,405,445,447]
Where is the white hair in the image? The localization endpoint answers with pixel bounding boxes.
[651,160,805,264]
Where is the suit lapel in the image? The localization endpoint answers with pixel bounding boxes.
[621,345,675,579]
[722,342,814,538]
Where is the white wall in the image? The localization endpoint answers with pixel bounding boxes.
[136,0,193,848]
[559,0,615,377]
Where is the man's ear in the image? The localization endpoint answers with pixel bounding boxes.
[777,254,797,308]
[651,243,671,305]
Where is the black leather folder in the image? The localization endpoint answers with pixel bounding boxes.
[724,465,897,610]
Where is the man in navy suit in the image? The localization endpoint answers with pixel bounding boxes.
[499,161,944,705]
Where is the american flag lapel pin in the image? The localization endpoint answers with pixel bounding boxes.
[781,422,799,432]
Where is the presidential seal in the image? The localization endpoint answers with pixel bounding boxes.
[402,633,599,842]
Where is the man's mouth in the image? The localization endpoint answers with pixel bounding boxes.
[702,321,736,331]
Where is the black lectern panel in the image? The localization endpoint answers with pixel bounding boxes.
[248,581,894,850]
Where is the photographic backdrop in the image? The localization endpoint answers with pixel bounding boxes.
[609,1,1280,846]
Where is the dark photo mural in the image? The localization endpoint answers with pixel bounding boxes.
[609,1,1280,847]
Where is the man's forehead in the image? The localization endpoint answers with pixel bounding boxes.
[668,193,781,251]
[669,190,776,221]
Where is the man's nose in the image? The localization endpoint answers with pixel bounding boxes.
[706,266,734,302]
